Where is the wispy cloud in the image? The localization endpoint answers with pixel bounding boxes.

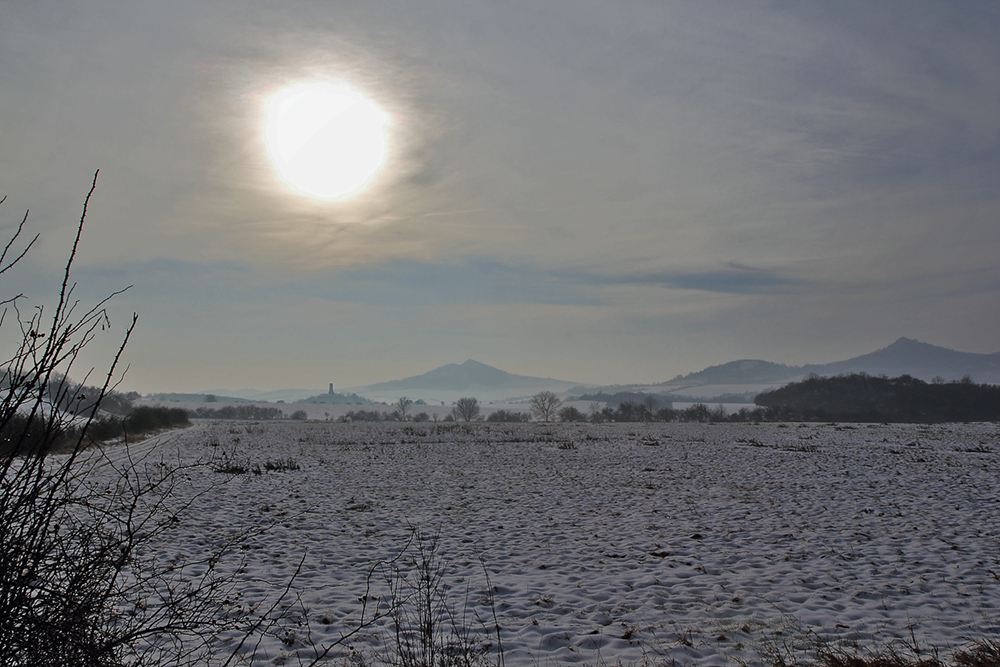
[558,263,808,296]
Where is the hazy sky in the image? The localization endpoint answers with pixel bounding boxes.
[2,1,998,393]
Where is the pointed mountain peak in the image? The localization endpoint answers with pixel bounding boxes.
[460,359,494,368]
[886,337,926,349]
[361,360,575,392]
[807,338,1000,381]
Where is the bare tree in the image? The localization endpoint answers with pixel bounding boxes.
[379,529,503,667]
[396,396,413,421]
[642,395,659,421]
[530,391,562,422]
[0,176,332,666]
[452,396,480,422]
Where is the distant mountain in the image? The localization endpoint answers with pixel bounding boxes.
[664,338,1000,388]
[345,359,584,403]
[146,392,252,404]
[199,388,323,402]
[802,337,1000,381]
[363,359,575,392]
[150,339,998,408]
[669,359,798,385]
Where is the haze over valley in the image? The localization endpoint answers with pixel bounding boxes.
[159,337,1000,408]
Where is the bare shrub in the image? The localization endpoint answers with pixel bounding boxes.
[377,530,503,667]
[0,176,299,665]
[264,456,301,472]
[954,640,1000,667]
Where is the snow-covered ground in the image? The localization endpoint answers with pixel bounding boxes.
[110,421,1000,665]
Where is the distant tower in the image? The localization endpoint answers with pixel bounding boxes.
[329,383,334,395]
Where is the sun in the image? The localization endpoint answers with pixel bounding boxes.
[264,82,388,200]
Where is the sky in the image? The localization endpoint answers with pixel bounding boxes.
[1,1,998,394]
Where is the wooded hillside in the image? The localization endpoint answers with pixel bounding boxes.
[754,374,1000,422]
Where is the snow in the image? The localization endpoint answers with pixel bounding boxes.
[99,421,1000,665]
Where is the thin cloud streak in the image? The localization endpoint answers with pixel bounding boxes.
[557,267,808,296]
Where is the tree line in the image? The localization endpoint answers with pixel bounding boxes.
[331,392,768,424]
[190,404,307,420]
[755,373,1000,422]
[206,373,1000,427]
[1,389,191,457]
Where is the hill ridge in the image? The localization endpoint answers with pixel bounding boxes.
[666,337,1000,386]
[363,359,576,392]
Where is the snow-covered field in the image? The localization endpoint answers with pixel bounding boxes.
[115,421,1000,665]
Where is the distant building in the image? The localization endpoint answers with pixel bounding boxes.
[329,383,334,395]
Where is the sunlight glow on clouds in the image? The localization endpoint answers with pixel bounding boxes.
[264,82,388,200]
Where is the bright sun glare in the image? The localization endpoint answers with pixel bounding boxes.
[264,82,388,200]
